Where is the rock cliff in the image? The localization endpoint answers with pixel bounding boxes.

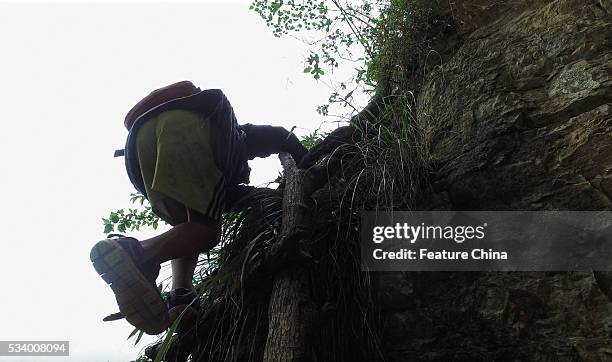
[382,1,612,360]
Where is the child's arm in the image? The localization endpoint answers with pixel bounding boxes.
[241,124,307,164]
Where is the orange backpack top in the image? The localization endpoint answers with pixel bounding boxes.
[123,80,201,130]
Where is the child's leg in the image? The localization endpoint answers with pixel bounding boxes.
[171,256,198,291]
[140,221,220,264]
[141,204,220,279]
[241,124,308,163]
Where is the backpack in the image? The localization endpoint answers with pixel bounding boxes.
[117,84,250,197]
[123,80,201,130]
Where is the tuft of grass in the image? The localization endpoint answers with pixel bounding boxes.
[369,0,446,88]
[153,316,183,362]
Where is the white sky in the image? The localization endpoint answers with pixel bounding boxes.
[0,1,354,361]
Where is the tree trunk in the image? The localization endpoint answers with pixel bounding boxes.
[263,153,316,362]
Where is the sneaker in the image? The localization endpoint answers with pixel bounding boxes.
[164,288,199,332]
[102,288,200,326]
[90,236,170,335]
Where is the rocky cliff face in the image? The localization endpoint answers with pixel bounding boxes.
[381,1,612,360]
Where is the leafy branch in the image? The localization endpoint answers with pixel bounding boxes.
[250,0,382,117]
[102,193,162,234]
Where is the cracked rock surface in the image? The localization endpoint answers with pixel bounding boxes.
[382,1,612,360]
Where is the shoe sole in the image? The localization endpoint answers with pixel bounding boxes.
[90,239,170,335]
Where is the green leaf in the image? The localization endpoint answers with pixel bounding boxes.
[103,223,114,234]
[127,327,139,340]
[154,316,183,362]
[134,330,144,345]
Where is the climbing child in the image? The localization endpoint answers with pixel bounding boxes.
[90,81,307,334]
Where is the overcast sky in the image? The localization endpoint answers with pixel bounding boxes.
[0,1,350,360]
